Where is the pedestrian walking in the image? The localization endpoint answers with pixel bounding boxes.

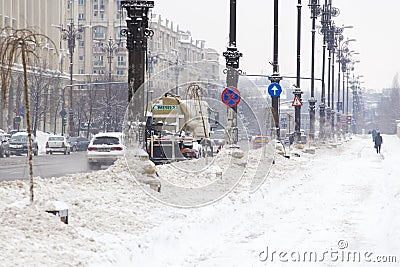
[374,132,383,153]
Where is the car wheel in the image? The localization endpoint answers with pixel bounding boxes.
[34,150,38,156]
[0,149,4,158]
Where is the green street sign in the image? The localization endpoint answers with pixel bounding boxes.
[152,105,179,111]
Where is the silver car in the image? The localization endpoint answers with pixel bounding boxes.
[46,136,71,155]
[86,132,124,170]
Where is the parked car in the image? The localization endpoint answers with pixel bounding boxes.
[46,136,71,155]
[68,136,90,152]
[9,132,38,156]
[0,133,11,158]
[8,129,27,136]
[86,132,124,170]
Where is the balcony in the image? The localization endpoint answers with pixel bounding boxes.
[93,47,104,54]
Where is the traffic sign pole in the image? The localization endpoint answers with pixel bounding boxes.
[223,0,242,146]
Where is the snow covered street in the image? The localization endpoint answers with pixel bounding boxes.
[1,134,399,266]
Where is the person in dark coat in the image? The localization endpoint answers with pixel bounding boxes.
[374,132,383,153]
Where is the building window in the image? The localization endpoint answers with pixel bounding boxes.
[78,0,85,5]
[79,55,84,61]
[78,13,85,20]
[4,16,9,27]
[93,26,105,39]
[117,55,125,66]
[94,55,104,66]
[99,12,105,20]
[116,0,122,19]
[117,70,124,75]
[78,69,85,74]
[79,41,85,47]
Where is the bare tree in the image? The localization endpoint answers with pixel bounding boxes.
[0,27,57,203]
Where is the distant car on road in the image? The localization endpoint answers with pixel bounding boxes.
[68,136,90,152]
[0,133,10,158]
[9,132,38,156]
[252,135,268,149]
[46,136,71,155]
[86,132,124,170]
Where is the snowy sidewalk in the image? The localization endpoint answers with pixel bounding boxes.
[0,135,399,266]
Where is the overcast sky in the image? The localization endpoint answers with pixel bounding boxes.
[152,0,400,92]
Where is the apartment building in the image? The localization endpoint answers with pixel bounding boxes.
[0,0,220,132]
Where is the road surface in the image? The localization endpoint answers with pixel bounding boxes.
[0,151,90,181]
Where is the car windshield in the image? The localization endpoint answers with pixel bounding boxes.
[68,137,78,142]
[93,136,120,145]
[49,137,64,141]
[11,135,28,142]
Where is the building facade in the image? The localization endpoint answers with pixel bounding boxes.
[0,0,220,133]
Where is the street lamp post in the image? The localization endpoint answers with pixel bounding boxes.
[103,37,119,88]
[343,53,359,115]
[327,22,348,138]
[58,18,84,137]
[308,0,320,142]
[101,37,119,131]
[268,0,282,140]
[121,0,154,105]
[172,56,183,95]
[122,0,154,150]
[294,0,303,143]
[337,37,355,114]
[318,0,331,141]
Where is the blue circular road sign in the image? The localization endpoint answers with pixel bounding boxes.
[268,83,282,97]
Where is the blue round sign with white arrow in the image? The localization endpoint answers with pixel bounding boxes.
[268,83,282,97]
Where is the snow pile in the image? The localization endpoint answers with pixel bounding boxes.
[1,135,400,266]
[35,130,51,154]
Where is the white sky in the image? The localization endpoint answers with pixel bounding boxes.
[152,0,400,91]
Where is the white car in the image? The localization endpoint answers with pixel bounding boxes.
[86,132,124,170]
[46,136,71,155]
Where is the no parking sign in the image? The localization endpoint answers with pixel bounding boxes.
[221,87,241,107]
